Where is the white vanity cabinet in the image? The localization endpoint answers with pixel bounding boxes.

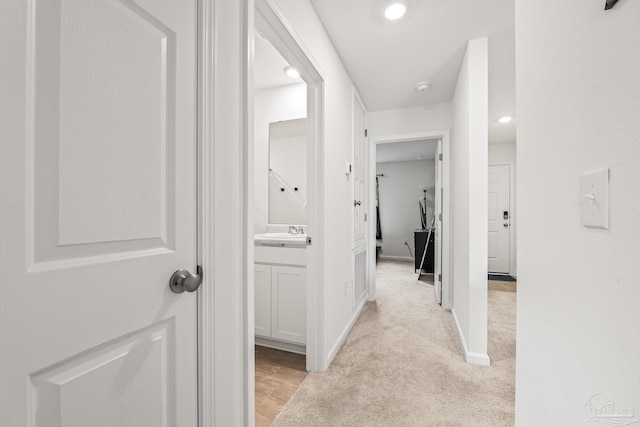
[254,245,306,348]
[254,264,272,337]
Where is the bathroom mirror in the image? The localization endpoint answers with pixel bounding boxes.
[269,118,307,224]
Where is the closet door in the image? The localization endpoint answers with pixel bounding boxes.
[352,92,368,306]
[352,92,367,246]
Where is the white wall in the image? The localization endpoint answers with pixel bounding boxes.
[489,142,517,276]
[274,0,367,367]
[254,83,306,232]
[376,160,435,259]
[488,142,515,164]
[450,38,489,365]
[516,1,640,425]
[368,103,452,138]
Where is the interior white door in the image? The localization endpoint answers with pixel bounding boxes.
[488,164,511,273]
[352,94,367,246]
[434,139,443,304]
[0,1,199,425]
[352,94,368,306]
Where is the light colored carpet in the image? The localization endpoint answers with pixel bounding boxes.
[272,260,516,427]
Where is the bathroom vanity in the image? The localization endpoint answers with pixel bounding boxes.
[254,233,306,354]
[253,118,308,354]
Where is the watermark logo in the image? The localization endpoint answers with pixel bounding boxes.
[585,394,639,426]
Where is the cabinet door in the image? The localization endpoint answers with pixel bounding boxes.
[254,264,272,337]
[271,266,306,344]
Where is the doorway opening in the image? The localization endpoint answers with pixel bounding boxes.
[368,131,451,309]
[254,0,325,373]
[488,162,516,277]
[251,0,326,423]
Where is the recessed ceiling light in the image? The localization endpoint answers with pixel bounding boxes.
[499,116,512,124]
[284,66,300,79]
[384,3,406,20]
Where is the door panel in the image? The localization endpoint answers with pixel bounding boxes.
[488,164,511,273]
[255,264,272,337]
[353,249,367,307]
[271,266,306,344]
[32,0,176,266]
[1,1,198,425]
[31,321,174,427]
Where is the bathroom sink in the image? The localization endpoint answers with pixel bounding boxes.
[254,232,307,247]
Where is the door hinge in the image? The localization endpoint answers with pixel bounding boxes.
[438,274,442,282]
[439,213,442,221]
[307,237,312,246]
[364,213,368,221]
[197,265,203,280]
[439,153,443,161]
[364,129,368,137]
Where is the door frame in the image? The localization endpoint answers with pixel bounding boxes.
[253,0,326,374]
[198,0,257,425]
[200,0,327,423]
[488,162,516,277]
[368,130,452,309]
[197,0,237,425]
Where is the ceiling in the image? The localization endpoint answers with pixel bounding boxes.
[254,31,304,91]
[308,0,516,144]
[376,139,438,163]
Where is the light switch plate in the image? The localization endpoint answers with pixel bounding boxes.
[345,161,352,175]
[582,168,609,229]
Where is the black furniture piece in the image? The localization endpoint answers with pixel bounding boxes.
[414,229,434,273]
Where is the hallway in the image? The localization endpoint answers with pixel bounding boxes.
[272,260,515,426]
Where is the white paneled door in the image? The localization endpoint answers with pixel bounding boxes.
[0,0,199,425]
[352,93,367,306]
[488,164,511,274]
[434,139,443,304]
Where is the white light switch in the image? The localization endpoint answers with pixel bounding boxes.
[582,168,609,229]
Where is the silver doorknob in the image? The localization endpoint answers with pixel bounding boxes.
[170,268,202,293]
[503,223,509,227]
[354,200,361,206]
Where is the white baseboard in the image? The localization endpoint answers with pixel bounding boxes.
[451,308,491,366]
[379,255,413,262]
[326,297,367,366]
[255,337,306,355]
